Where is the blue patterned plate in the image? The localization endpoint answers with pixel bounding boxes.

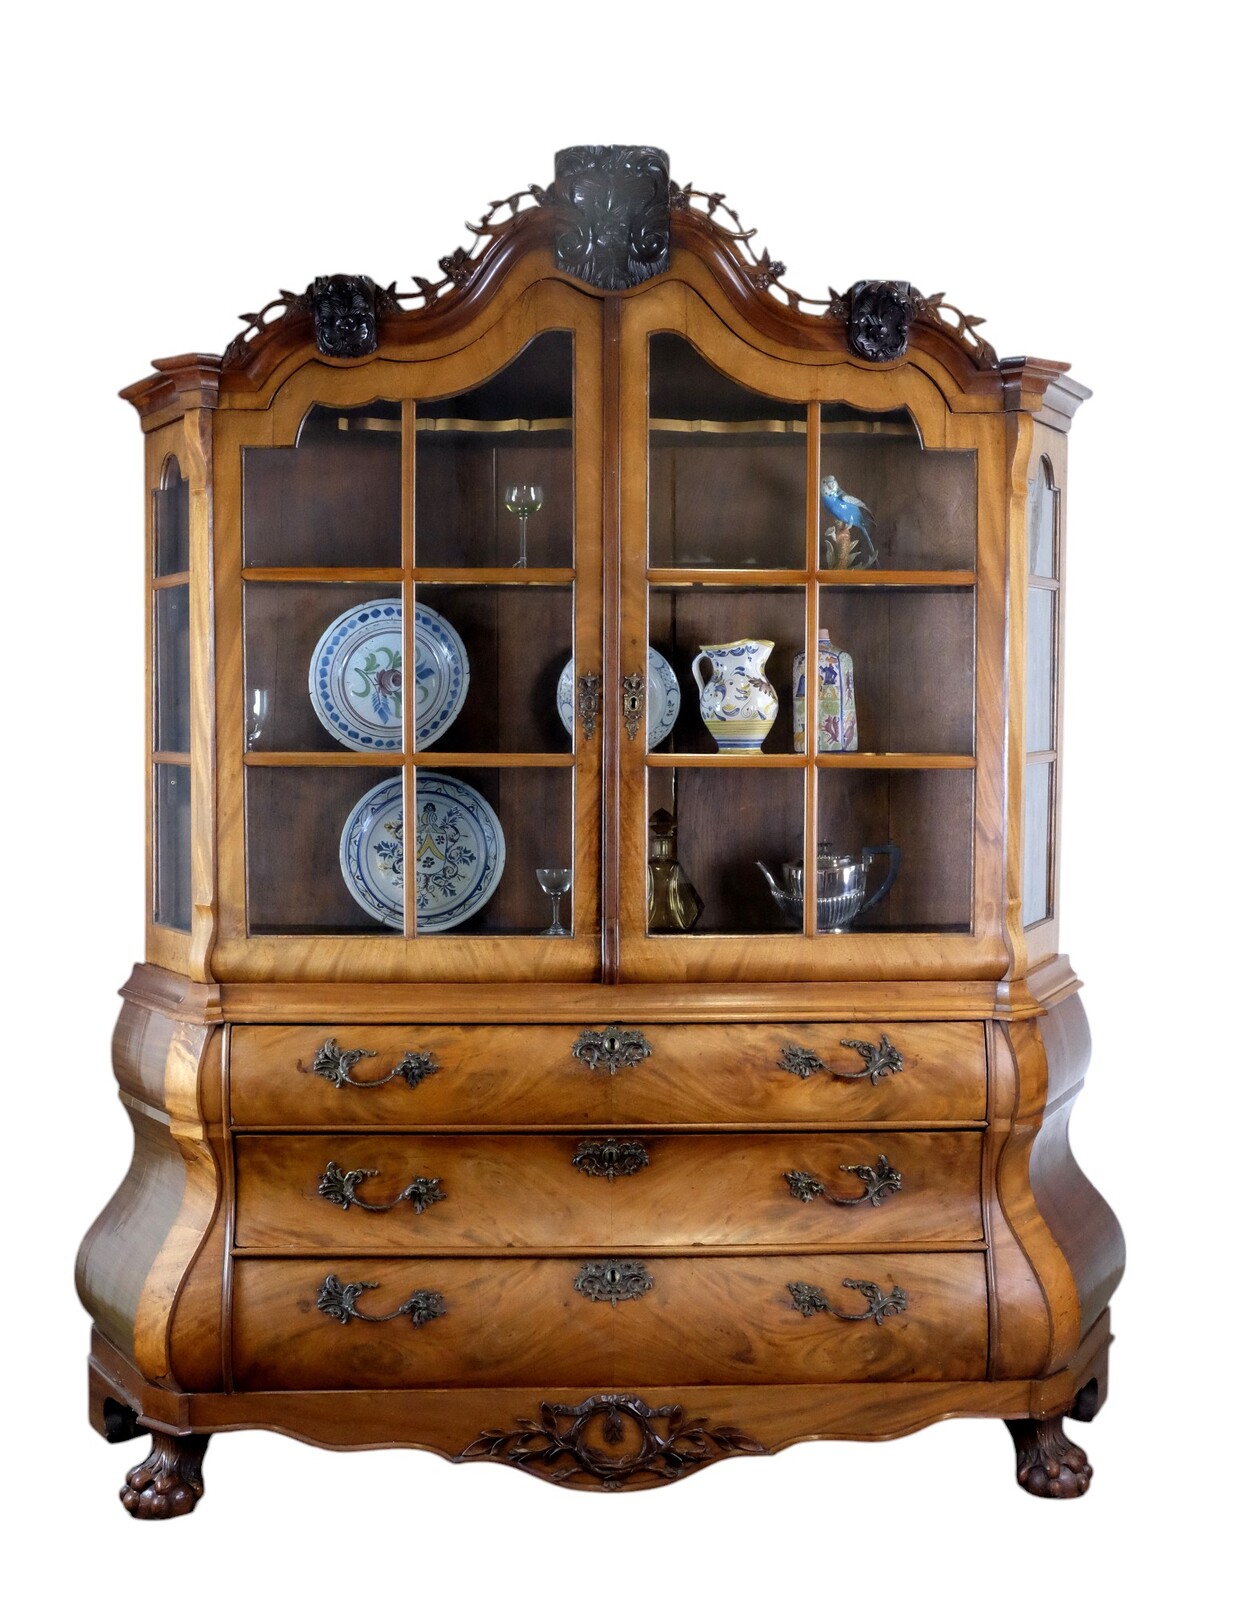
[339,773,506,932]
[557,648,680,749]
[308,599,469,752]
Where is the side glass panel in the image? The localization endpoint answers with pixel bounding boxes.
[153,456,192,931]
[415,333,573,568]
[243,402,402,568]
[154,584,191,753]
[154,764,192,932]
[153,455,189,576]
[649,334,806,569]
[1023,456,1060,927]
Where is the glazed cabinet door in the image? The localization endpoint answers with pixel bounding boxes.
[615,281,1009,982]
[212,283,605,982]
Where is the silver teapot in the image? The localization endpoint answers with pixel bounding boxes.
[756,841,900,932]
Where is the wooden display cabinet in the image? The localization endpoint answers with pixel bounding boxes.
[78,145,1123,1514]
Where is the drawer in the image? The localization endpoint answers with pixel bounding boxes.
[232,1252,988,1389]
[234,1131,984,1250]
[229,1021,986,1127]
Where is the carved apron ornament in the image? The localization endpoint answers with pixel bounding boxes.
[552,145,671,290]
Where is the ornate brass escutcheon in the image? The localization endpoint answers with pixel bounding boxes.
[573,1259,654,1306]
[577,673,601,741]
[621,672,646,741]
[572,1137,650,1180]
[571,1023,652,1074]
[308,1038,440,1090]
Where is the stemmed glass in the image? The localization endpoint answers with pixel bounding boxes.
[536,867,572,936]
[504,483,544,568]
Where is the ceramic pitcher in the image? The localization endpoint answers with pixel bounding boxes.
[691,639,778,752]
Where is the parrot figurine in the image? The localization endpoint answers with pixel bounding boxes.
[820,474,878,569]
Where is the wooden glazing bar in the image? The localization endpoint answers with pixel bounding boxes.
[1026,750,1057,765]
[647,568,805,587]
[152,570,191,589]
[243,751,401,767]
[645,753,807,769]
[152,750,194,766]
[413,566,575,586]
[242,567,405,584]
[816,570,977,587]
[815,753,978,770]
[401,399,417,940]
[804,399,821,939]
[411,752,576,769]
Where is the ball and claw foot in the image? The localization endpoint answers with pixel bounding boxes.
[120,1431,209,1519]
[1005,1414,1093,1499]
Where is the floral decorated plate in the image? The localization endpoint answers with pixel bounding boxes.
[557,648,680,749]
[339,773,505,932]
[308,599,469,752]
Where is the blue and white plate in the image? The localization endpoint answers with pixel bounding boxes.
[557,648,680,750]
[309,599,469,752]
[339,773,505,932]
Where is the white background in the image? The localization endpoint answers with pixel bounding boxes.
[3,1,1249,1589]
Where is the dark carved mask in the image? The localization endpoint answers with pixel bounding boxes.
[311,275,378,358]
[552,145,671,291]
[848,280,914,363]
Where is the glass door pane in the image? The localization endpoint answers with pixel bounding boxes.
[416,332,573,569]
[152,456,191,932]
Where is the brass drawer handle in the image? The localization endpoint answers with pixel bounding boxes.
[309,1038,439,1090]
[572,1138,649,1180]
[787,1277,907,1327]
[779,1033,903,1085]
[571,1024,652,1074]
[573,1259,654,1305]
[315,1273,445,1329]
[783,1154,901,1208]
[317,1160,447,1215]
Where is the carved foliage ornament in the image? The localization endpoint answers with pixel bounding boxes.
[553,145,671,291]
[459,1393,765,1489]
[222,156,996,370]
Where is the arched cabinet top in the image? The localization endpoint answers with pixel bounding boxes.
[120,144,1090,431]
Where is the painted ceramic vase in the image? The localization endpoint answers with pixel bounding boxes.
[793,628,858,753]
[691,639,778,752]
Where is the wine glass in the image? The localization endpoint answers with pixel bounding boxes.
[504,482,544,568]
[536,867,572,936]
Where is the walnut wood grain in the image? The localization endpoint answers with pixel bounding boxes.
[234,1130,983,1250]
[231,1252,987,1390]
[228,1020,986,1128]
